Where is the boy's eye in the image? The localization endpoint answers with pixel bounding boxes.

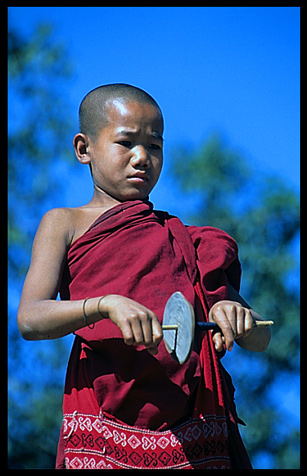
[118,141,132,148]
[148,143,161,150]
[117,141,161,151]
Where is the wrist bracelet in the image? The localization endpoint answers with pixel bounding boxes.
[97,295,109,319]
[83,297,95,329]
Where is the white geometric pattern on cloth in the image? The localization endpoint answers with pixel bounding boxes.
[62,411,230,469]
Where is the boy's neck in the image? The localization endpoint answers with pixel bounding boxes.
[85,184,122,210]
[85,184,149,210]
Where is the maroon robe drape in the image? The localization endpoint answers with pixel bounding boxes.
[56,200,252,469]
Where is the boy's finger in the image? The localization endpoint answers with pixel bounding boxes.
[144,316,162,356]
[236,305,245,337]
[146,341,159,355]
[120,321,135,346]
[244,309,253,334]
[210,307,235,352]
[138,312,154,345]
[151,316,163,345]
[212,331,224,352]
[130,318,146,345]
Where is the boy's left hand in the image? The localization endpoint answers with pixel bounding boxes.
[208,300,253,352]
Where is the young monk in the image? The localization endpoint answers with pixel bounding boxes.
[17,83,271,469]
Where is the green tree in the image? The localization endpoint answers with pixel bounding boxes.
[8,22,75,468]
[171,135,300,469]
[8,22,74,278]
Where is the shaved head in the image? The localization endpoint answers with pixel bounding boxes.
[79,83,163,140]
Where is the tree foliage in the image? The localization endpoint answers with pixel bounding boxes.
[8,22,74,278]
[171,135,300,468]
[8,22,75,469]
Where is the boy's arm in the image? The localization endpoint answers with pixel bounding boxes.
[17,209,162,352]
[209,284,271,353]
[17,208,101,340]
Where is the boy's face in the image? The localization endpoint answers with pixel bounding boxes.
[84,100,163,202]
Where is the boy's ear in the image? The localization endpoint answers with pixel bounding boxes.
[73,133,91,165]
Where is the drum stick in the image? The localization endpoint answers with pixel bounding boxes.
[162,320,274,332]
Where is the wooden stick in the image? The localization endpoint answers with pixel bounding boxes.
[253,320,274,327]
[162,324,179,330]
[163,320,274,332]
[163,320,274,333]
[196,320,274,330]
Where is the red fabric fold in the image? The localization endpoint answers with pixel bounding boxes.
[193,281,252,469]
[56,199,252,469]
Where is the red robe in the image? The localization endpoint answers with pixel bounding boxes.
[56,199,252,469]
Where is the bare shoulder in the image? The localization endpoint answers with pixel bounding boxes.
[60,205,112,244]
[40,207,75,224]
[20,204,112,304]
[37,207,76,247]
[21,208,77,302]
[37,205,111,247]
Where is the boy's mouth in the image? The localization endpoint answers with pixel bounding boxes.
[128,172,149,183]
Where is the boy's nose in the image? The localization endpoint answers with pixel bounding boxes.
[130,146,150,168]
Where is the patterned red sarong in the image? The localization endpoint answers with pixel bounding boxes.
[62,412,230,469]
[56,200,252,469]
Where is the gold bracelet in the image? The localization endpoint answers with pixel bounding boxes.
[83,297,95,329]
[97,295,109,319]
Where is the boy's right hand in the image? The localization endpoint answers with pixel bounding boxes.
[99,295,163,355]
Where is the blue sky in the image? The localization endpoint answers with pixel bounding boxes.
[8,7,300,468]
[8,6,300,215]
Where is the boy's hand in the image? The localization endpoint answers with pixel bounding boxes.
[209,300,254,352]
[100,295,163,355]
